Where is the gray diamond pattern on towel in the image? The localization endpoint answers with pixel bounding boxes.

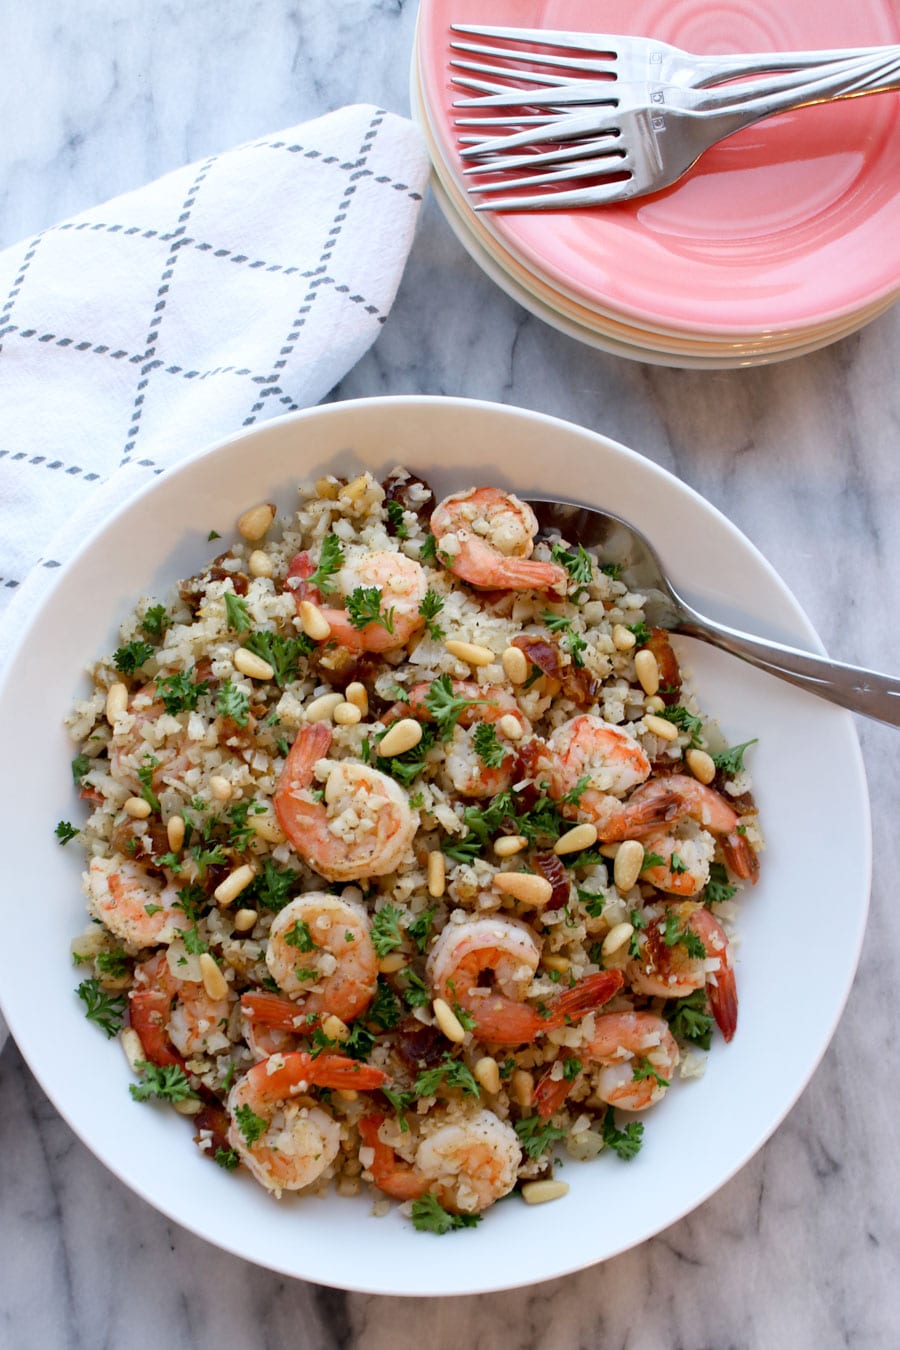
[0,104,429,633]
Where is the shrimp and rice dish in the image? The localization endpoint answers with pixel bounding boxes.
[65,469,762,1231]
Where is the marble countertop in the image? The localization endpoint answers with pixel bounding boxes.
[2,3,899,1346]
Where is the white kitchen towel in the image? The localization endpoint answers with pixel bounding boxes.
[0,103,430,1049]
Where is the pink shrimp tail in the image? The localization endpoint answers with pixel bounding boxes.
[450,543,567,594]
[708,968,738,1043]
[275,720,333,847]
[597,790,683,842]
[721,831,760,884]
[240,991,316,1032]
[359,1113,430,1201]
[129,988,186,1070]
[467,970,623,1046]
[544,970,624,1030]
[534,1062,578,1119]
[257,1051,389,1097]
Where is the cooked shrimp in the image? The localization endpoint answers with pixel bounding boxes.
[625,773,760,881]
[431,487,567,593]
[427,916,623,1045]
[394,681,532,799]
[535,1012,679,1117]
[359,1107,521,1213]
[628,900,737,1041]
[639,829,717,897]
[108,682,193,796]
[85,855,188,948]
[130,950,234,1066]
[227,1051,389,1196]
[263,893,378,1017]
[274,722,419,881]
[304,548,427,654]
[545,715,680,840]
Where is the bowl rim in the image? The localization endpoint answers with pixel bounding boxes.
[0,394,872,1294]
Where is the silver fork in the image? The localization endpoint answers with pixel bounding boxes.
[458,52,900,210]
[450,23,900,90]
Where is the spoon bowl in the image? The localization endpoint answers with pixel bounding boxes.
[529,495,900,726]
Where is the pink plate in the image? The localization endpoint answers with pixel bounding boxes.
[419,0,900,336]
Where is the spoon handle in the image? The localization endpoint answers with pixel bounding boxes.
[675,604,900,726]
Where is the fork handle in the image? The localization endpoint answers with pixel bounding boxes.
[686,44,900,85]
[675,600,900,726]
[695,49,900,134]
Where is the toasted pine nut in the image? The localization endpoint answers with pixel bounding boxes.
[234,648,275,681]
[166,814,185,852]
[334,701,362,726]
[502,646,529,684]
[173,1097,203,1116]
[602,921,635,957]
[237,502,275,541]
[209,775,232,802]
[336,1089,358,1103]
[214,864,255,907]
[105,682,128,724]
[494,872,553,907]
[124,796,151,819]
[298,600,332,642]
[321,1014,350,1042]
[553,822,598,855]
[644,713,678,741]
[599,842,620,859]
[543,954,570,974]
[199,952,228,1001]
[494,835,528,858]
[444,639,495,667]
[614,840,645,893]
[306,691,344,722]
[522,1180,570,1205]
[427,850,446,899]
[433,997,467,1044]
[634,648,660,697]
[315,476,341,501]
[497,713,523,741]
[344,682,368,716]
[612,623,636,651]
[377,718,422,757]
[645,695,666,714]
[342,474,370,503]
[378,953,407,975]
[686,747,716,785]
[249,813,286,844]
[510,1068,534,1109]
[474,1056,501,1095]
[121,1027,145,1073]
[233,908,258,933]
[248,549,274,579]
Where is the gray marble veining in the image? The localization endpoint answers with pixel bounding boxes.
[3,3,900,1347]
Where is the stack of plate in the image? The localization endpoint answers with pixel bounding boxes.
[413,0,900,368]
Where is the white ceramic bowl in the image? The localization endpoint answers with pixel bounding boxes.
[0,396,870,1295]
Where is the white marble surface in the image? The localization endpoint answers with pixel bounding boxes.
[2,2,900,1346]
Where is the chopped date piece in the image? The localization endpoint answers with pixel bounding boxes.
[646,629,682,705]
[178,554,249,611]
[511,634,599,708]
[382,470,436,528]
[393,1017,447,1073]
[533,852,571,911]
[193,1103,233,1161]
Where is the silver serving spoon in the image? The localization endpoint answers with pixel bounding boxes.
[528,496,900,727]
